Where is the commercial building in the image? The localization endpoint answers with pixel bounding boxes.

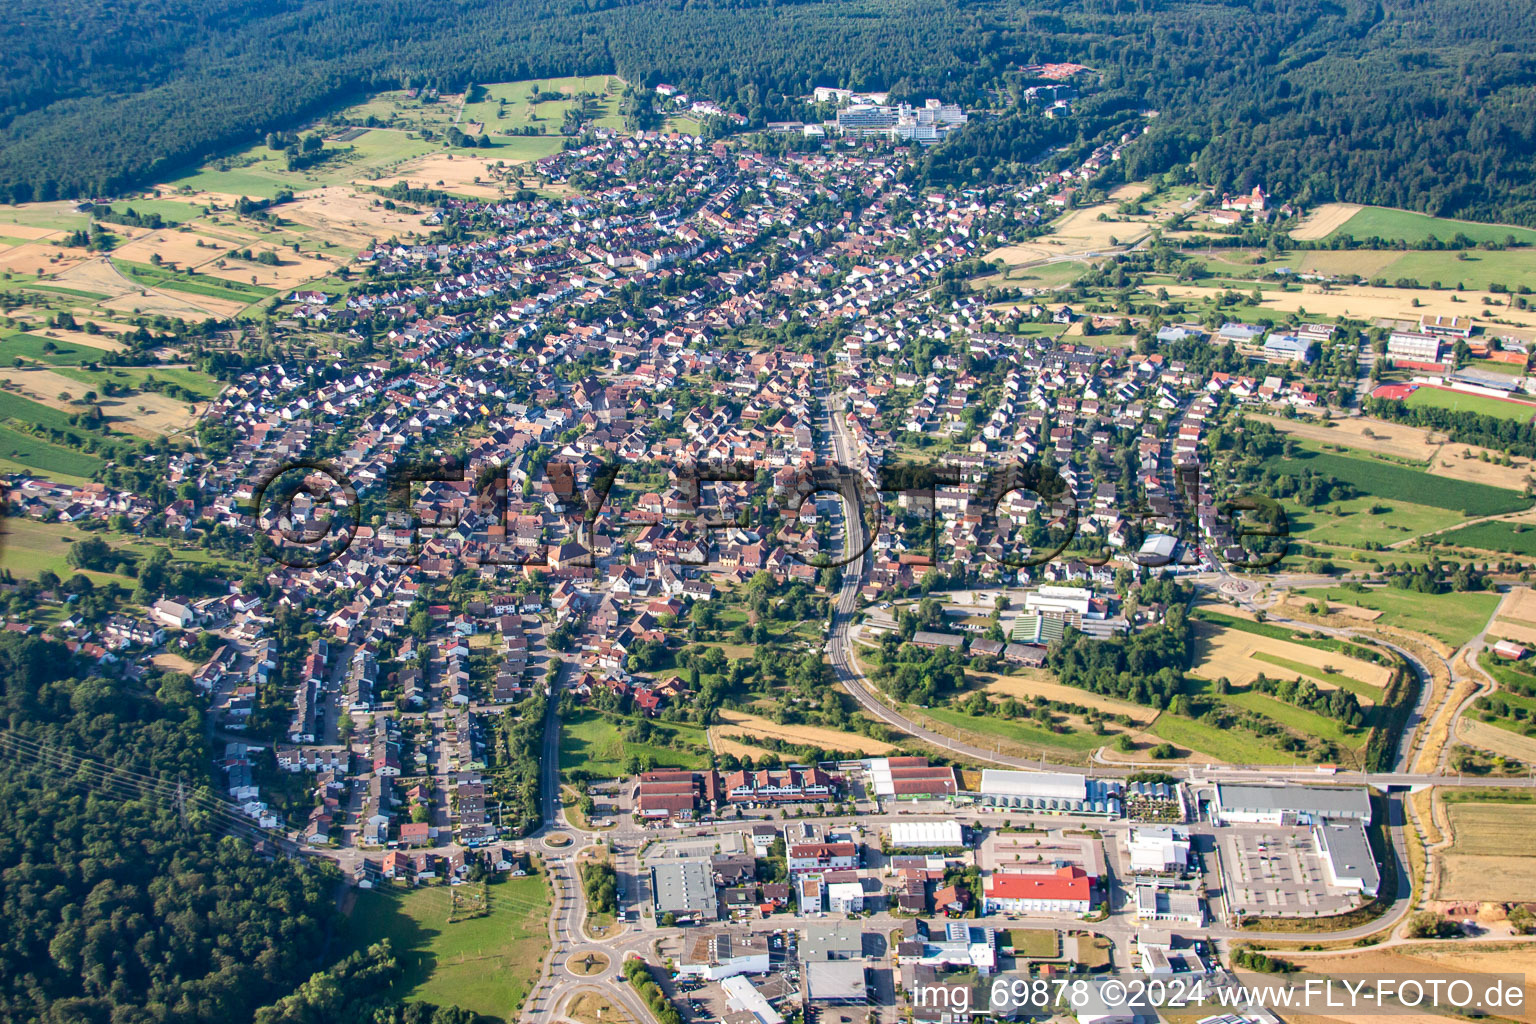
[981,866,1093,916]
[1213,783,1371,826]
[651,858,719,923]
[679,931,772,979]
[1126,827,1191,874]
[975,769,1122,816]
[865,756,958,799]
[889,820,965,849]
[1313,819,1381,896]
[805,961,869,1003]
[637,769,716,820]
[1025,585,1093,616]
[1133,883,1205,925]
[801,921,867,961]
[1419,313,1474,337]
[721,975,784,1024]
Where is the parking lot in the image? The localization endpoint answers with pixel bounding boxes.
[1220,827,1359,917]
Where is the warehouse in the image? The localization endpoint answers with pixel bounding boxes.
[651,858,719,923]
[1213,783,1372,826]
[975,769,1121,815]
[888,820,965,849]
[1313,819,1381,897]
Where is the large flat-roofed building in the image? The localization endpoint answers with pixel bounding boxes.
[982,866,1092,916]
[889,820,964,849]
[1213,783,1371,826]
[805,960,869,1003]
[1313,819,1381,896]
[1025,585,1093,616]
[1127,826,1190,874]
[975,769,1121,815]
[1387,330,1442,362]
[652,858,719,923]
[1419,313,1474,337]
[679,931,772,980]
[866,756,958,799]
[1133,883,1205,925]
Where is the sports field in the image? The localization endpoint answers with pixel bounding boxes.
[1404,386,1536,424]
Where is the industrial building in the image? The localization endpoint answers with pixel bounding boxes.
[1212,783,1372,826]
[864,756,958,799]
[679,931,772,980]
[651,858,719,923]
[1312,818,1381,896]
[888,820,965,849]
[1133,883,1205,925]
[975,769,1122,815]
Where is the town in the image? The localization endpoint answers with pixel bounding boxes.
[3,64,1536,1024]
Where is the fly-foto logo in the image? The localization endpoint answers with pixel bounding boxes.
[245,455,1290,571]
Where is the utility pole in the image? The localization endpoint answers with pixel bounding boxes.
[175,775,189,836]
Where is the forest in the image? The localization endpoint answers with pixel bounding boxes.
[0,634,338,1023]
[3,0,1536,225]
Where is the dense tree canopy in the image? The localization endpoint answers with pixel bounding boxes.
[4,0,1536,225]
[0,635,339,1024]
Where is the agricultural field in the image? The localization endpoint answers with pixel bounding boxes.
[1404,385,1536,424]
[1435,521,1536,556]
[711,707,895,756]
[1188,619,1391,695]
[1436,801,1536,901]
[1147,280,1536,330]
[978,670,1156,724]
[1489,586,1536,647]
[1292,586,1501,647]
[344,872,551,1022]
[1321,204,1536,246]
[558,708,710,777]
[1268,445,1530,516]
[1281,495,1467,551]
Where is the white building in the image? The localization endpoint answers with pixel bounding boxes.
[1025,585,1092,616]
[1213,783,1371,826]
[1313,819,1381,897]
[1134,883,1204,925]
[678,931,772,980]
[1387,330,1442,362]
[1126,827,1190,874]
[826,881,865,914]
[722,974,784,1024]
[889,820,964,849]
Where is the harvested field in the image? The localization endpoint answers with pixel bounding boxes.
[1190,620,1392,691]
[110,228,231,269]
[0,240,88,276]
[281,186,426,249]
[1292,945,1536,1024]
[985,202,1149,264]
[362,151,539,200]
[1288,203,1362,241]
[0,366,199,438]
[708,730,779,762]
[1154,281,1536,329]
[712,708,895,755]
[1430,445,1536,491]
[977,671,1155,723]
[1281,594,1383,621]
[51,258,243,318]
[1257,415,1437,462]
[152,653,198,672]
[1455,716,1536,763]
[1497,586,1536,627]
[197,246,339,291]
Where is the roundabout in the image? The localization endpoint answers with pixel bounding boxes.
[565,951,610,977]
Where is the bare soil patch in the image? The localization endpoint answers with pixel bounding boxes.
[1288,203,1362,241]
[712,708,895,755]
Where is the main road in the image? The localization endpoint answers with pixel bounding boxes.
[818,388,1533,790]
